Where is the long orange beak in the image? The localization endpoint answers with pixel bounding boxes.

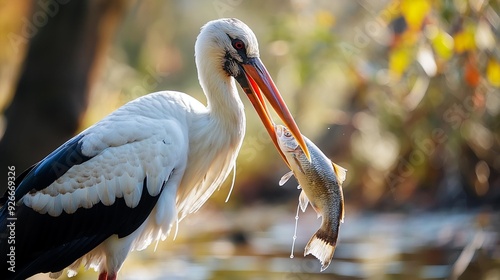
[235,57,310,166]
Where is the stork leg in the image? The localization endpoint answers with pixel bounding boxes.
[98,271,117,280]
[98,271,108,280]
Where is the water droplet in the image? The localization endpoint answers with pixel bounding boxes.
[290,202,301,259]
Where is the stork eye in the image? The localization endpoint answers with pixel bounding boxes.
[232,39,245,50]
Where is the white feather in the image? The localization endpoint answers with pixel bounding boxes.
[98,176,115,206]
[47,194,62,217]
[61,193,77,214]
[85,185,99,208]
[120,172,135,196]
[124,181,143,208]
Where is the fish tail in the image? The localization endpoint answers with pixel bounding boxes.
[304,227,338,272]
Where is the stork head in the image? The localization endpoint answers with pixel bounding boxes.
[195,18,310,164]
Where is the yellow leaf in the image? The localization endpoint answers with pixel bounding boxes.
[316,11,335,28]
[401,0,431,31]
[487,59,500,87]
[389,46,413,78]
[432,30,454,60]
[454,24,476,53]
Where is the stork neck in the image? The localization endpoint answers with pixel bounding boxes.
[209,82,244,122]
[186,60,245,184]
[197,61,245,129]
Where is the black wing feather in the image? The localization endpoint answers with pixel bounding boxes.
[0,177,165,280]
[0,134,92,230]
[13,134,93,201]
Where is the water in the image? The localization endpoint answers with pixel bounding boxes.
[38,207,498,280]
[115,207,499,280]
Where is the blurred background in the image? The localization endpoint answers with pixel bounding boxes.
[0,0,499,279]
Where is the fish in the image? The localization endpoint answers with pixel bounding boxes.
[275,125,347,272]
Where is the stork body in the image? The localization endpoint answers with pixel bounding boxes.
[0,18,309,280]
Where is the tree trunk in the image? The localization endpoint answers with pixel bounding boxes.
[0,0,126,193]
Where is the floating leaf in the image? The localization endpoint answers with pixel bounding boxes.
[486,59,500,87]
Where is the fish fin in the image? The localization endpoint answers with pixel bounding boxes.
[298,190,309,212]
[304,227,338,272]
[330,161,346,222]
[331,162,347,185]
[279,171,294,186]
[340,187,345,223]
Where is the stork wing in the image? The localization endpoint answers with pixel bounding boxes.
[6,177,165,280]
[0,93,189,279]
[9,133,92,203]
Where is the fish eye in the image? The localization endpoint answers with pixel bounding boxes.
[284,131,292,138]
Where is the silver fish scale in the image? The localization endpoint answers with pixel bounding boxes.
[291,136,343,233]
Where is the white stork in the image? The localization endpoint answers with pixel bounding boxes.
[0,18,310,280]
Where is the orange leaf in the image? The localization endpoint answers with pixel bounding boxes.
[465,59,480,87]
